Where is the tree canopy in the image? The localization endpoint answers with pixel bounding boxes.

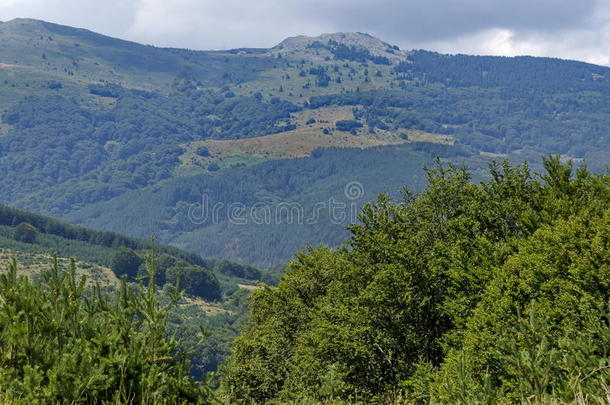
[221,157,610,403]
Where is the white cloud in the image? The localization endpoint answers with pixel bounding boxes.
[415,23,610,66]
[126,0,331,49]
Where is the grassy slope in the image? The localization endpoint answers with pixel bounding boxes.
[0,18,280,92]
[178,106,448,172]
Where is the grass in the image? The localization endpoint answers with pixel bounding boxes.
[230,58,399,105]
[179,296,233,316]
[180,106,380,168]
[0,248,119,288]
[180,106,453,173]
[237,283,262,291]
[0,247,232,328]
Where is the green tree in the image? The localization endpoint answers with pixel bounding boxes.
[111,247,143,279]
[221,158,610,403]
[13,222,36,244]
[165,264,221,301]
[0,250,213,404]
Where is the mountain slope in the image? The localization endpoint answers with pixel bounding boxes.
[0,18,280,92]
[1,19,609,266]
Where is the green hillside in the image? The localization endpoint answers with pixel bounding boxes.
[0,203,269,378]
[1,19,610,267]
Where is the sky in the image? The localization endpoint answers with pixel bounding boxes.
[1,0,610,65]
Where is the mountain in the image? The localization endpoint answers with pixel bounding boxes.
[0,18,274,93]
[269,32,409,63]
[1,19,609,266]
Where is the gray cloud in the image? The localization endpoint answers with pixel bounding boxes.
[1,0,609,65]
[301,0,599,41]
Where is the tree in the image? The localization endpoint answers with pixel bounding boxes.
[221,159,610,403]
[165,264,221,301]
[111,247,143,279]
[13,222,36,244]
[0,251,213,403]
[196,146,210,157]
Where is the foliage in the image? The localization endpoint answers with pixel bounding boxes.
[401,50,610,91]
[308,39,391,65]
[67,144,447,267]
[213,260,262,281]
[0,205,261,377]
[165,264,222,301]
[221,158,610,403]
[0,89,298,213]
[196,146,211,157]
[335,119,363,132]
[0,250,214,404]
[111,246,143,279]
[309,82,610,161]
[13,222,36,244]
[0,203,207,267]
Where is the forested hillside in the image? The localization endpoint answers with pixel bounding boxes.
[1,18,610,267]
[0,204,271,381]
[222,157,610,403]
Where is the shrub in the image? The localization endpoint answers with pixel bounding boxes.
[335,120,363,132]
[165,265,222,301]
[13,222,36,244]
[0,253,212,403]
[111,247,143,279]
[196,146,210,157]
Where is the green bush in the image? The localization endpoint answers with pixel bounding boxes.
[166,264,222,301]
[196,146,210,157]
[111,247,143,279]
[0,252,213,404]
[13,222,36,244]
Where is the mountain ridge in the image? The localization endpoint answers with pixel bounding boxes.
[1,18,610,266]
[3,17,609,67]
[269,31,409,63]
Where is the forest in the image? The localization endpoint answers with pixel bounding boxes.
[0,204,275,381]
[64,143,475,267]
[2,157,610,403]
[0,88,299,214]
[221,157,610,403]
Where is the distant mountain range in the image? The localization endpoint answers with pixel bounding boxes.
[1,18,609,267]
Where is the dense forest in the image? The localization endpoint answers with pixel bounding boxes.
[0,89,298,213]
[221,157,610,403]
[65,144,474,267]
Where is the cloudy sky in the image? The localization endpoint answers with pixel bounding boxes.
[1,0,610,65]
